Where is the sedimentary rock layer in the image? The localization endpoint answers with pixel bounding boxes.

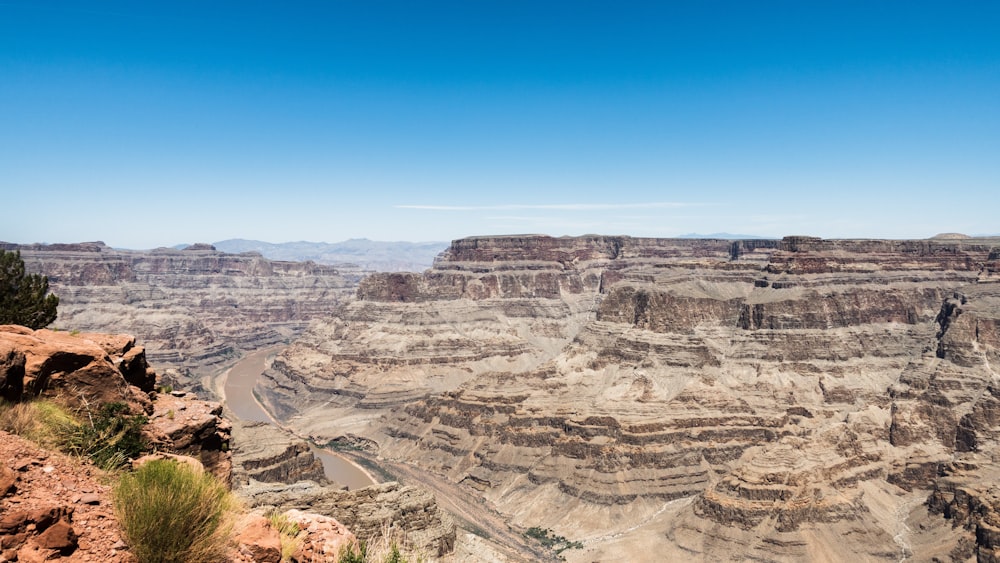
[4,242,358,390]
[258,234,1000,561]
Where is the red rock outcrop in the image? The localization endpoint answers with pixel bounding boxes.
[0,325,154,411]
[1,326,234,482]
[0,430,132,562]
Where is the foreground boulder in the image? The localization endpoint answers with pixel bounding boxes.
[1,326,233,482]
[0,325,154,409]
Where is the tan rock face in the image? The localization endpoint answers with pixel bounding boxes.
[6,242,359,392]
[239,480,456,558]
[258,234,1000,561]
[230,420,326,487]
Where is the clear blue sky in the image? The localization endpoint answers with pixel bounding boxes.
[2,1,997,248]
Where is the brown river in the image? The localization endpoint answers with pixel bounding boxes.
[223,346,375,490]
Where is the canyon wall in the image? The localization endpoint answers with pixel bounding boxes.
[258,234,1000,562]
[4,242,358,391]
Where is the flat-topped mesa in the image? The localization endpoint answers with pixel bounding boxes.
[440,234,628,264]
[769,236,999,275]
[439,234,779,265]
[358,235,784,303]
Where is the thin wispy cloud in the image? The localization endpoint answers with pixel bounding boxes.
[395,202,703,211]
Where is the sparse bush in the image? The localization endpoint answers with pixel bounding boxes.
[338,541,368,563]
[524,526,583,557]
[337,524,423,563]
[63,401,147,470]
[113,459,237,563]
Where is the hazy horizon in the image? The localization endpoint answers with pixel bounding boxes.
[3,2,997,249]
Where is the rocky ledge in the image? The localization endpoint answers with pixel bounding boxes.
[258,234,1000,561]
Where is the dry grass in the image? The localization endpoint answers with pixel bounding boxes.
[0,399,78,448]
[337,522,427,563]
[268,511,303,562]
[0,398,146,471]
[113,459,238,563]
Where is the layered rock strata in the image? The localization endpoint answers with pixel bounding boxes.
[230,419,327,487]
[258,234,1000,561]
[239,479,456,558]
[228,417,459,559]
[4,242,358,392]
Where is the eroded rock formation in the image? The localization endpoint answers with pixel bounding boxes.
[239,479,456,558]
[230,420,327,487]
[229,419,459,559]
[4,241,358,392]
[258,234,1000,561]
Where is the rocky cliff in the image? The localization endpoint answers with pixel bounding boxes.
[0,326,242,560]
[4,242,358,392]
[258,234,1000,562]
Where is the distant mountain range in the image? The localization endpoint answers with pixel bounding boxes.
[676,232,771,239]
[211,239,449,272]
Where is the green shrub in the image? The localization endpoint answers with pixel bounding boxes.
[113,459,237,563]
[338,541,368,563]
[337,535,422,563]
[524,526,583,556]
[63,401,147,470]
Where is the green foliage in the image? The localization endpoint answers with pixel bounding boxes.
[338,541,368,563]
[524,526,583,556]
[113,459,237,563]
[384,543,405,563]
[0,249,59,329]
[337,538,422,563]
[64,401,148,470]
[0,399,147,471]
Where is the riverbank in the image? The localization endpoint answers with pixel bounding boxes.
[217,346,378,489]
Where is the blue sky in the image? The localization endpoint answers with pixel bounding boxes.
[1,1,997,248]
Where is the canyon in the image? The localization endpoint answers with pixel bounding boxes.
[7,234,1000,561]
[3,241,358,394]
[256,234,1000,561]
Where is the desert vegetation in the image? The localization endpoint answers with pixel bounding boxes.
[113,458,238,563]
[0,398,146,470]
